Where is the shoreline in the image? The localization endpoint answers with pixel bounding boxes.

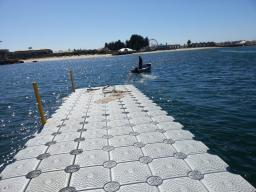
[23,54,112,63]
[136,46,220,55]
[23,47,220,63]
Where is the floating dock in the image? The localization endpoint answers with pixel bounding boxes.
[0,85,255,192]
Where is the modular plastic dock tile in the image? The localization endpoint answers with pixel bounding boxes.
[109,135,137,147]
[25,135,54,146]
[14,145,47,160]
[147,110,167,117]
[75,150,109,167]
[0,176,29,192]
[59,124,83,133]
[54,132,80,142]
[164,129,194,141]
[157,121,183,130]
[137,132,166,144]
[108,119,130,128]
[47,141,78,155]
[159,177,208,192]
[108,126,133,136]
[186,153,229,174]
[142,143,176,158]
[119,183,159,192]
[112,161,152,185]
[0,158,39,179]
[110,146,143,162]
[127,112,148,118]
[149,157,191,179]
[79,138,108,150]
[1,85,254,192]
[129,117,152,125]
[85,122,107,129]
[133,124,158,133]
[107,115,127,121]
[25,170,69,192]
[202,172,255,192]
[82,129,107,139]
[38,154,74,172]
[173,140,209,155]
[70,166,110,190]
[86,115,106,122]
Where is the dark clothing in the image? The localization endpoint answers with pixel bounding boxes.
[138,56,143,69]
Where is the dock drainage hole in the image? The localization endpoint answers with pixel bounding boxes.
[26,170,42,179]
[77,129,87,132]
[65,165,80,173]
[139,156,153,164]
[188,170,204,180]
[52,132,62,136]
[37,153,50,160]
[103,160,117,168]
[134,142,145,148]
[147,176,163,186]
[45,141,56,146]
[74,137,85,142]
[156,129,166,133]
[174,152,187,159]
[163,139,175,144]
[104,181,120,192]
[129,132,140,136]
[102,135,113,139]
[70,149,83,155]
[102,145,115,152]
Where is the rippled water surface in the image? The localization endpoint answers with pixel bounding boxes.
[0,46,256,186]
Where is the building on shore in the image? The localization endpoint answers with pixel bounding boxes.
[11,49,53,59]
[0,49,10,60]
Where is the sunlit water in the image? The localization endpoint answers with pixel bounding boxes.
[0,46,256,186]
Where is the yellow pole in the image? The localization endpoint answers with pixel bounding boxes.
[69,70,75,92]
[32,82,46,125]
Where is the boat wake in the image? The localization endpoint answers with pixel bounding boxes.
[126,73,157,84]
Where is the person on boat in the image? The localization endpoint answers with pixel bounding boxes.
[138,56,143,69]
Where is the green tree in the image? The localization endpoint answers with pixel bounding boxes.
[126,34,149,51]
[187,40,191,47]
[104,40,125,51]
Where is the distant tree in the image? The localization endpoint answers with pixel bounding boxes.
[104,34,149,51]
[187,40,191,47]
[28,46,32,50]
[126,34,149,51]
[104,40,125,51]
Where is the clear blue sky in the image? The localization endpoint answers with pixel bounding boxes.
[0,0,256,51]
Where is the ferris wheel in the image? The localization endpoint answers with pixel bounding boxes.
[149,39,158,48]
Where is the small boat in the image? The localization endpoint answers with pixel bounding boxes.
[131,63,151,73]
[32,60,38,63]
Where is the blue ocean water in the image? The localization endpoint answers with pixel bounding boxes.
[0,46,255,186]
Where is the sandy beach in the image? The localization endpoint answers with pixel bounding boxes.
[135,47,220,55]
[23,47,219,63]
[23,54,112,63]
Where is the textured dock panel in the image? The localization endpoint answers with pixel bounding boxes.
[0,85,254,192]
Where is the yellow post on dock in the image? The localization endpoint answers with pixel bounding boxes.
[69,70,76,92]
[32,82,46,125]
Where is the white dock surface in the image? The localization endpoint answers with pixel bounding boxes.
[0,85,255,192]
